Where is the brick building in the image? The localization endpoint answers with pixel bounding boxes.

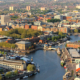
[31,25,38,30]
[67,42,80,48]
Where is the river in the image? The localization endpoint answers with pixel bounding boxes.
[27,35,80,80]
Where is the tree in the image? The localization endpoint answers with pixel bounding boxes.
[47,19,60,23]
[65,44,67,47]
[27,64,36,72]
[14,70,18,75]
[58,32,63,36]
[5,71,12,78]
[74,29,78,33]
[0,74,2,80]
[47,38,50,40]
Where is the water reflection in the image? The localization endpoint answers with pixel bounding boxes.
[27,35,80,80]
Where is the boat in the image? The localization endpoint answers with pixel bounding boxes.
[34,72,37,75]
[16,78,20,80]
[37,67,40,72]
[57,48,61,55]
[29,74,33,77]
[64,65,67,69]
[60,60,64,67]
[23,76,28,79]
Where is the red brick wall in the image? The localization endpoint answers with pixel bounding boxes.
[24,25,29,29]
[67,44,80,48]
[31,25,38,30]
[66,16,72,20]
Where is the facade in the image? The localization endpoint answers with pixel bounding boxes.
[1,15,10,25]
[38,26,43,31]
[0,59,26,70]
[40,7,46,11]
[26,6,31,11]
[74,77,80,80]
[58,27,69,33]
[9,6,14,11]
[31,25,38,30]
[16,41,31,50]
[24,24,31,30]
[67,42,80,48]
[76,5,80,9]
[54,15,60,19]
[12,24,25,29]
[34,21,42,26]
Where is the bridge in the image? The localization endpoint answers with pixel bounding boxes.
[48,48,56,50]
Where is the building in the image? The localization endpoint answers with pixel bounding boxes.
[67,42,80,48]
[76,5,80,9]
[40,7,46,11]
[74,77,80,80]
[69,49,80,64]
[34,21,42,26]
[16,41,31,50]
[0,25,6,31]
[26,6,31,11]
[31,25,38,30]
[76,64,80,72]
[54,15,60,19]
[24,24,31,30]
[58,27,69,33]
[12,24,25,29]
[1,15,10,25]
[0,59,26,70]
[9,6,14,11]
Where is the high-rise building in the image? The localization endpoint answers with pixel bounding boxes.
[9,6,14,11]
[26,6,31,11]
[1,15,10,25]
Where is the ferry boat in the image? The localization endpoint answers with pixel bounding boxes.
[60,60,64,67]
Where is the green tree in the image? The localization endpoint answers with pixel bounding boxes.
[0,74,2,80]
[47,19,60,23]
[47,38,50,40]
[5,71,12,78]
[74,29,78,33]
[58,32,63,36]
[27,64,36,72]
[14,70,18,75]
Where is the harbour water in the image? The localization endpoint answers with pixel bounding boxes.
[27,35,80,80]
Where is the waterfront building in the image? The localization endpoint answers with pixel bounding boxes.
[67,42,80,49]
[0,59,26,70]
[16,41,31,50]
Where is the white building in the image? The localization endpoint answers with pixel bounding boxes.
[74,77,80,80]
[76,5,80,9]
[1,15,10,25]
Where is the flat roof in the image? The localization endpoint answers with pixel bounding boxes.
[16,41,31,44]
[69,49,80,58]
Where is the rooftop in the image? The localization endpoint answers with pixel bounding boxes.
[69,49,80,58]
[16,41,31,44]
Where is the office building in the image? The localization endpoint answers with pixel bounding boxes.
[1,15,10,25]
